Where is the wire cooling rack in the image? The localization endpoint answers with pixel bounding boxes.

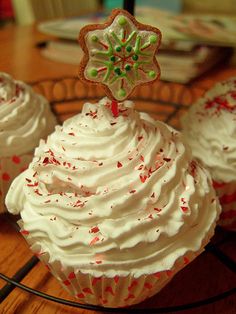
[1,77,236,312]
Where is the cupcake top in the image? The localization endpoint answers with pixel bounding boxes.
[181,77,236,183]
[6,98,220,277]
[0,72,57,157]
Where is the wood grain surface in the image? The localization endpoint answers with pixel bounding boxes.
[0,22,236,314]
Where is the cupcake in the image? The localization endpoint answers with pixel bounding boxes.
[0,72,57,213]
[6,97,220,307]
[181,77,236,231]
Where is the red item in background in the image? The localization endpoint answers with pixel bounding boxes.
[0,0,14,19]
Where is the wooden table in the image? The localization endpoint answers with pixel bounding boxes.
[0,23,236,314]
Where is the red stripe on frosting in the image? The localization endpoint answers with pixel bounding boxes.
[219,191,236,204]
[220,209,236,220]
[212,181,226,189]
[223,220,236,231]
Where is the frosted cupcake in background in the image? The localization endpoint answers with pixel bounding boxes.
[181,77,236,231]
[0,72,57,213]
[6,97,221,307]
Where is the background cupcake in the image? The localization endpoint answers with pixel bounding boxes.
[0,72,57,213]
[181,77,236,231]
[6,98,220,307]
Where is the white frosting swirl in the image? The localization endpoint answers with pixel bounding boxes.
[182,77,236,182]
[6,98,220,277]
[0,72,57,157]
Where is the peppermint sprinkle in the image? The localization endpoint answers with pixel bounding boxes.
[21,230,29,235]
[90,236,100,246]
[181,206,188,213]
[90,226,100,233]
[140,174,147,183]
[117,161,123,168]
[163,157,171,162]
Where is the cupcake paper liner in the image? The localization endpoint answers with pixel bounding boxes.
[0,154,33,213]
[35,249,198,308]
[18,216,215,308]
[213,181,236,231]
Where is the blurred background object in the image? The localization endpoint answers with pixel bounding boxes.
[0,0,14,26]
[183,0,236,15]
[11,0,102,25]
[1,0,235,82]
[104,0,182,13]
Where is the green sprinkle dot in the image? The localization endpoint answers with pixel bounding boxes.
[149,35,157,44]
[89,68,98,77]
[115,46,122,52]
[148,70,156,78]
[126,45,132,52]
[91,35,98,42]
[118,16,127,26]
[110,56,116,62]
[134,63,139,70]
[125,64,131,71]
[132,54,138,61]
[114,67,121,75]
[118,88,126,98]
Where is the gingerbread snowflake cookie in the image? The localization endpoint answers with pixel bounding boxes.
[78,9,161,101]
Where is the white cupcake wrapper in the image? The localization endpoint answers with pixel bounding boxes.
[213,181,236,231]
[35,252,197,308]
[17,220,207,308]
[16,207,217,308]
[0,154,33,213]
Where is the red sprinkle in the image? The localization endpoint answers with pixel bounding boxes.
[27,182,38,187]
[117,161,123,168]
[140,155,144,162]
[63,280,71,286]
[95,260,102,264]
[163,157,171,162]
[2,173,10,181]
[21,230,29,235]
[90,236,100,246]
[140,174,147,183]
[181,206,188,212]
[68,272,76,279]
[90,226,100,233]
[12,155,21,164]
[34,189,43,196]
